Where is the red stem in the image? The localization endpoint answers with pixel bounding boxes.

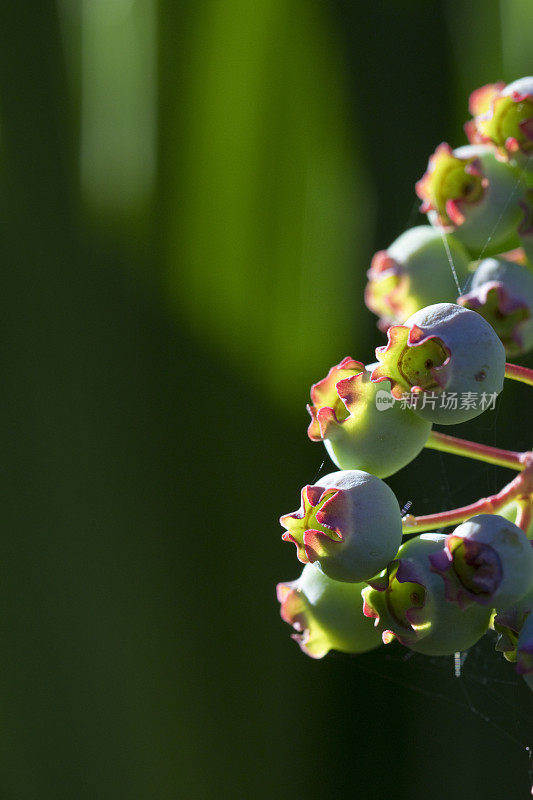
[504,362,533,386]
[515,498,533,537]
[403,454,533,535]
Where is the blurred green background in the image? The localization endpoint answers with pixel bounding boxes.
[0,1,532,797]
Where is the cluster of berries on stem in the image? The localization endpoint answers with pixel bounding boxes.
[277,77,533,691]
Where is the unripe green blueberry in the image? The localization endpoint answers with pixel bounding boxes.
[365,226,471,328]
[307,357,431,478]
[371,302,505,424]
[429,514,533,610]
[465,77,533,169]
[280,470,402,583]
[459,257,533,356]
[416,142,529,256]
[276,563,382,659]
[362,533,492,656]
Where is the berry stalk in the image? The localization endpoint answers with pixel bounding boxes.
[504,362,533,386]
[425,430,525,471]
[402,454,533,535]
[515,497,533,534]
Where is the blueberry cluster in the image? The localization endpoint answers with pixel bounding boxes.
[277,78,533,689]
[367,77,533,358]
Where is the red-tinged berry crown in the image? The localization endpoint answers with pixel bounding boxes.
[417,143,527,255]
[466,78,533,159]
[307,357,365,442]
[362,558,430,648]
[416,142,486,228]
[280,470,403,583]
[371,323,449,400]
[280,483,343,565]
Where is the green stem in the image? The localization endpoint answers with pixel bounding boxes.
[504,362,533,387]
[425,430,525,471]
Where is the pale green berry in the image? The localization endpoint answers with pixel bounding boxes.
[307,357,431,478]
[277,563,382,659]
[362,533,492,656]
[365,226,471,328]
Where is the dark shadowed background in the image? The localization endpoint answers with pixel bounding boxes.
[0,1,531,798]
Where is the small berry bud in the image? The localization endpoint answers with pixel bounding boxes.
[280,470,402,583]
[371,303,505,424]
[307,357,431,478]
[276,563,382,659]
